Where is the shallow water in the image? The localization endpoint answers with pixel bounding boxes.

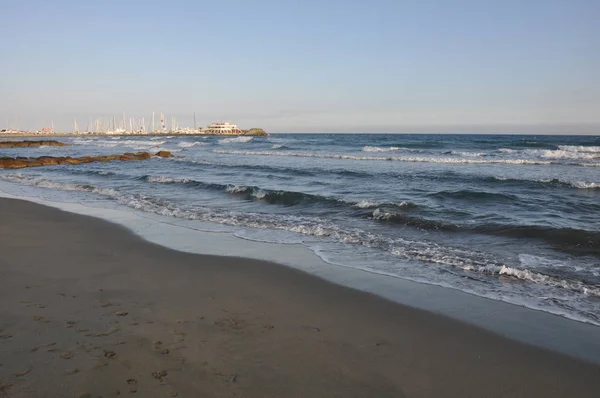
[1,133,599,325]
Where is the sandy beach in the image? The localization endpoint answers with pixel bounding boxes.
[1,198,599,398]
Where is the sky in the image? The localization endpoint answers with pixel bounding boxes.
[0,0,599,133]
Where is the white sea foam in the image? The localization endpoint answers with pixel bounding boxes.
[177,141,205,148]
[213,149,554,165]
[362,146,401,152]
[225,185,249,194]
[73,139,167,149]
[151,147,181,153]
[145,176,192,184]
[536,149,600,160]
[450,151,485,157]
[558,145,600,153]
[492,176,600,189]
[354,200,381,208]
[498,147,600,160]
[218,136,253,144]
[570,181,600,189]
[271,144,285,150]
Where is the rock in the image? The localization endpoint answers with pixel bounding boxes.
[38,156,59,165]
[156,151,173,158]
[0,159,29,169]
[0,151,163,169]
[119,155,138,161]
[0,140,68,148]
[243,128,268,136]
[114,311,128,316]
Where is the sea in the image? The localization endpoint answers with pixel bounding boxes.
[1,133,599,326]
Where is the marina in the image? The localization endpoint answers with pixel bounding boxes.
[1,112,266,136]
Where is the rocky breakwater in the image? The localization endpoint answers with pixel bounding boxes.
[0,140,69,148]
[0,151,173,169]
[242,128,268,136]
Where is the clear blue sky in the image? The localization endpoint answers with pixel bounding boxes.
[1,0,599,133]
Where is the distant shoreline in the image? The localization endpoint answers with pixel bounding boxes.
[0,132,265,138]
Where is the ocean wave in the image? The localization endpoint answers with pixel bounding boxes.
[177,141,205,148]
[450,151,486,157]
[388,141,445,149]
[506,140,555,148]
[465,264,600,298]
[362,146,401,152]
[141,174,420,211]
[498,147,600,160]
[491,176,600,189]
[558,145,600,153]
[151,147,182,153]
[353,200,416,210]
[72,139,167,148]
[218,136,253,144]
[353,200,381,208]
[213,150,555,165]
[369,206,600,254]
[271,144,288,150]
[428,189,519,202]
[536,149,600,160]
[144,176,193,184]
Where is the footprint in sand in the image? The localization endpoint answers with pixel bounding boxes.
[12,367,32,377]
[0,333,13,340]
[127,379,138,393]
[31,342,56,352]
[32,315,44,321]
[59,351,74,359]
[92,361,109,369]
[93,327,120,337]
[104,350,117,359]
[0,382,13,395]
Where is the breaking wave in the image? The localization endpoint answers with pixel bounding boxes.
[362,146,401,152]
[491,176,600,190]
[218,136,253,144]
[177,141,205,148]
[213,149,556,165]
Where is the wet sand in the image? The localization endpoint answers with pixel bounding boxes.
[1,198,599,397]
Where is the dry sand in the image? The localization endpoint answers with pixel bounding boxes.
[1,198,599,397]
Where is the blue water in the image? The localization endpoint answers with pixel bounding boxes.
[1,133,599,325]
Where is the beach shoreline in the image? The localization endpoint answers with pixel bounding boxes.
[1,197,600,397]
